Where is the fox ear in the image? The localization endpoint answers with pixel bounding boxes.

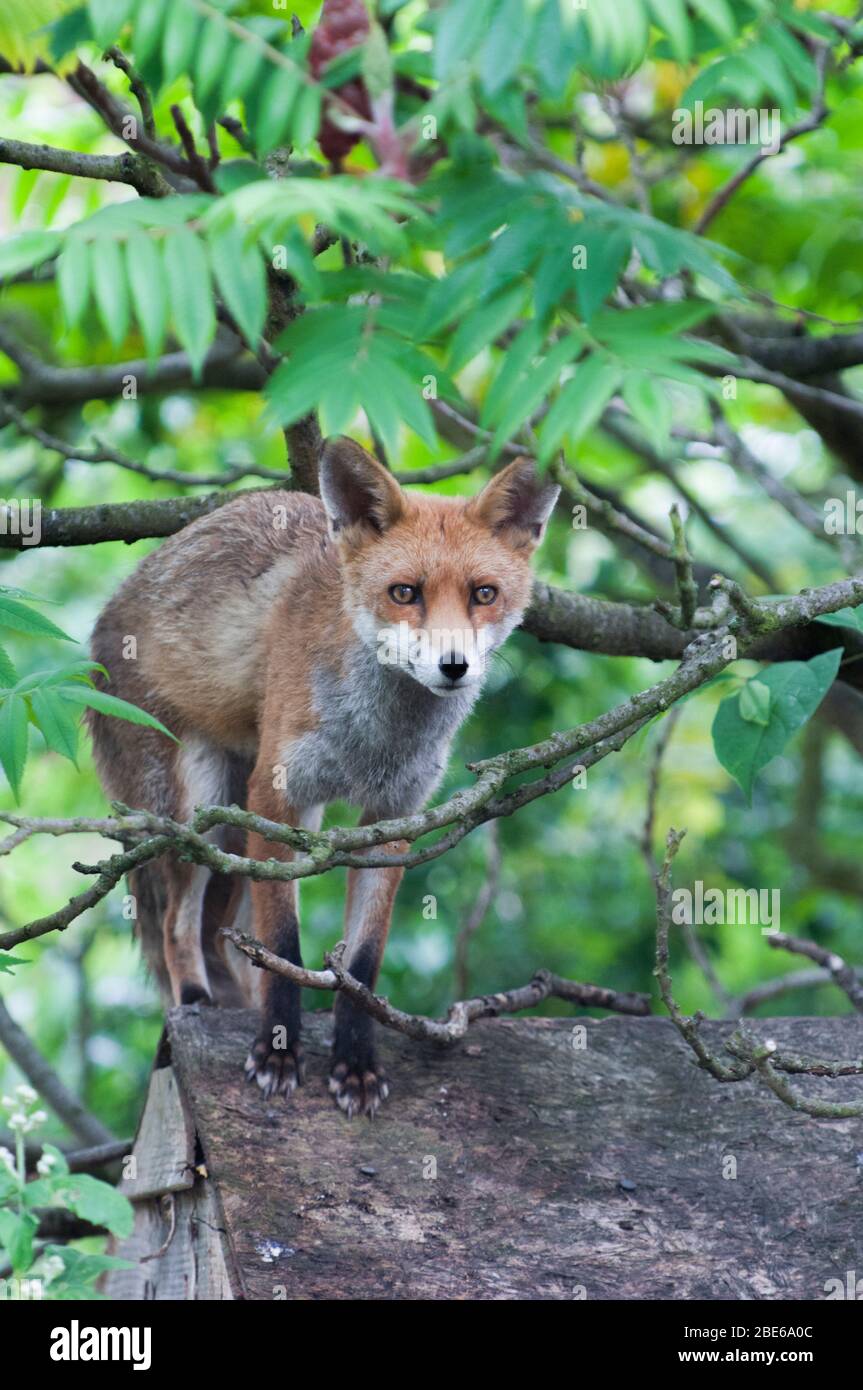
[467,457,560,546]
[318,436,404,538]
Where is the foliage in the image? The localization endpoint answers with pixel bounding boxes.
[0,585,175,800]
[0,0,860,1182]
[0,1085,133,1297]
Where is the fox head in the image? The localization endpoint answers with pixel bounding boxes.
[319,437,559,698]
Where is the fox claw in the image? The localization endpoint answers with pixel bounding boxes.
[244,1036,304,1100]
[329,1061,389,1118]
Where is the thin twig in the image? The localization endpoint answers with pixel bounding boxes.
[223,929,650,1042]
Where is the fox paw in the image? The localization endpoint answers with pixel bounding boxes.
[244,1036,304,1099]
[329,1061,389,1118]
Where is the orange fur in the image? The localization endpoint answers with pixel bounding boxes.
[88,439,559,1115]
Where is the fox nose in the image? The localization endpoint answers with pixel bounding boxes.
[439,654,469,683]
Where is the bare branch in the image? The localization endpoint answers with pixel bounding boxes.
[0,136,169,196]
[104,46,156,139]
[767,931,863,1013]
[222,929,651,1043]
[652,828,863,1116]
[170,103,216,192]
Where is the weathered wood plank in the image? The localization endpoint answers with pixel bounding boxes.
[104,1183,236,1300]
[117,1063,195,1200]
[163,1007,863,1301]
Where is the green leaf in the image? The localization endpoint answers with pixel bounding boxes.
[689,0,737,42]
[0,230,60,282]
[739,678,771,727]
[26,1174,134,1239]
[0,692,29,799]
[648,0,691,63]
[591,300,714,340]
[361,365,404,461]
[161,0,199,86]
[218,25,262,107]
[30,686,80,762]
[58,684,178,741]
[13,660,106,695]
[815,604,863,634]
[0,1209,38,1274]
[0,597,71,641]
[291,83,322,151]
[0,640,16,687]
[538,356,622,463]
[482,82,528,142]
[712,649,843,801]
[131,0,169,75]
[622,372,672,455]
[163,227,215,380]
[91,236,130,350]
[479,210,546,299]
[46,6,93,63]
[193,10,232,118]
[126,231,168,362]
[763,22,817,93]
[479,0,531,97]
[449,283,526,373]
[481,320,544,426]
[572,224,631,322]
[434,0,496,80]
[486,333,584,455]
[369,340,438,449]
[41,1244,135,1290]
[251,62,300,156]
[43,1243,135,1285]
[87,0,135,49]
[266,353,339,427]
[0,952,28,975]
[57,235,91,331]
[419,262,484,338]
[0,584,56,600]
[208,223,267,350]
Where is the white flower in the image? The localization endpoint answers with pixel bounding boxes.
[30,1110,47,1126]
[0,1146,16,1174]
[36,1152,57,1175]
[15,1084,37,1104]
[1,1095,14,1109]
[7,1112,28,1131]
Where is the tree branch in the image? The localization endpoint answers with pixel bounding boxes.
[652,829,863,1117]
[0,136,169,195]
[221,932,650,1043]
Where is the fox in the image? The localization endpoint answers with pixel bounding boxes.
[87,437,559,1116]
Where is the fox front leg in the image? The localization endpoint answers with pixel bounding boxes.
[330,836,406,1118]
[244,780,321,1099]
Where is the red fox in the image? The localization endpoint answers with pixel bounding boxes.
[88,438,559,1116]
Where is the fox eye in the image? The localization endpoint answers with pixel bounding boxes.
[472,585,498,606]
[389,583,420,605]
